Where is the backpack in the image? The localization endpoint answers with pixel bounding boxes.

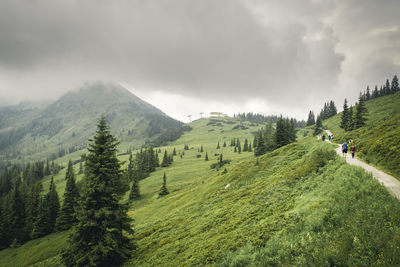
[343,143,348,150]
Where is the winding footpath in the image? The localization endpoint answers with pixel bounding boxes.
[324,130,400,200]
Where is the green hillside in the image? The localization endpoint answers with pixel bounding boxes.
[324,92,400,178]
[1,116,400,266]
[0,82,183,164]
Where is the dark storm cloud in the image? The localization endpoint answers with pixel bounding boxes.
[0,0,398,116]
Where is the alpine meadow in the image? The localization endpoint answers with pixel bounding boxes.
[1,1,400,266]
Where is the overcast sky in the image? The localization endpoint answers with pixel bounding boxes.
[0,0,399,122]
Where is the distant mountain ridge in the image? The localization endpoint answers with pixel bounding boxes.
[0,82,184,163]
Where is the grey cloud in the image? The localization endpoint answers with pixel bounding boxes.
[0,0,398,117]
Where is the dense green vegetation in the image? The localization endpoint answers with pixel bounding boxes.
[324,92,400,178]
[1,112,400,266]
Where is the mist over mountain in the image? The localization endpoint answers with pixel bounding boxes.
[0,82,183,162]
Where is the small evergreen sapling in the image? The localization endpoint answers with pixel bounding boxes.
[159,173,169,196]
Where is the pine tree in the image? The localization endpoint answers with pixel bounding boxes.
[314,116,323,136]
[216,142,220,149]
[205,152,209,161]
[340,99,350,130]
[306,111,315,126]
[172,147,177,156]
[373,85,379,98]
[25,181,42,239]
[253,135,257,148]
[354,94,368,128]
[129,153,140,200]
[78,161,83,174]
[385,79,391,95]
[161,150,169,167]
[7,179,27,244]
[365,86,371,100]
[223,141,226,147]
[30,196,48,239]
[159,173,169,196]
[392,75,399,94]
[328,101,337,117]
[243,139,248,152]
[62,116,134,267]
[347,106,354,131]
[57,161,79,231]
[237,139,241,153]
[248,142,252,152]
[45,159,51,176]
[46,177,60,233]
[254,131,265,156]
[275,116,288,147]
[200,145,204,153]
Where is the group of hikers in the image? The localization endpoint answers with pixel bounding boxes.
[319,133,356,159]
[342,141,356,159]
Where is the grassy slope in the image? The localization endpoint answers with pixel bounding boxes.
[324,92,400,178]
[2,117,400,266]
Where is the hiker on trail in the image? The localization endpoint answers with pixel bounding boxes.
[350,144,356,159]
[328,135,332,142]
[342,142,348,158]
[322,135,326,142]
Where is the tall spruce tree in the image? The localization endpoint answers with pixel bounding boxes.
[205,152,209,161]
[62,116,134,267]
[57,161,79,231]
[254,131,265,156]
[159,172,169,196]
[275,116,288,147]
[347,106,354,131]
[46,177,60,234]
[306,110,315,126]
[7,179,27,244]
[385,79,391,95]
[78,161,83,175]
[340,98,350,130]
[328,101,337,117]
[354,94,368,128]
[129,152,140,200]
[373,85,379,98]
[161,150,169,167]
[365,86,371,100]
[243,139,248,152]
[392,75,399,94]
[314,116,323,136]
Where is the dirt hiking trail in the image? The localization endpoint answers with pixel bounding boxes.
[324,130,400,199]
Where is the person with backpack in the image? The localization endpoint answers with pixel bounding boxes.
[342,142,348,158]
[322,135,326,141]
[350,144,356,159]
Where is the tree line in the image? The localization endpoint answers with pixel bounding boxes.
[306,100,338,127]
[254,116,297,157]
[234,112,306,128]
[362,74,399,100]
